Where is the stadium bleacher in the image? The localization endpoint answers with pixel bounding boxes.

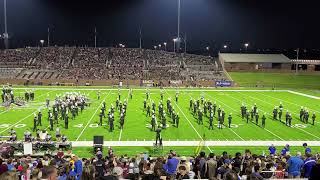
[0,47,226,84]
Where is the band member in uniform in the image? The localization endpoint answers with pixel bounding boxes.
[262,113,266,128]
[147,104,151,117]
[37,111,42,126]
[151,114,156,131]
[143,99,147,110]
[176,113,179,128]
[279,108,283,121]
[99,110,103,126]
[49,112,54,131]
[120,113,124,129]
[255,111,259,125]
[213,102,217,116]
[245,110,250,123]
[155,125,162,146]
[33,113,37,132]
[288,114,292,127]
[198,109,203,125]
[300,107,305,121]
[273,107,278,120]
[209,112,213,130]
[46,98,50,108]
[65,112,69,129]
[228,113,232,128]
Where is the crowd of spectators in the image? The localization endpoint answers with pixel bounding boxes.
[0,144,319,180]
[33,47,75,69]
[0,47,39,67]
[0,47,224,81]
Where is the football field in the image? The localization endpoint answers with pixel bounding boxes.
[1,87,320,153]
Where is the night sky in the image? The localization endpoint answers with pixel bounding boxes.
[0,0,320,53]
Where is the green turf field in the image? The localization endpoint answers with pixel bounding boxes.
[229,72,320,89]
[1,87,319,145]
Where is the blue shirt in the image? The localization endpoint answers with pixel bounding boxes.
[287,156,304,176]
[164,157,179,175]
[303,158,316,178]
[74,160,83,180]
[269,146,276,155]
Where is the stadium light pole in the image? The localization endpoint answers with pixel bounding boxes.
[244,43,249,52]
[163,42,167,51]
[158,44,162,50]
[40,40,44,47]
[3,0,9,49]
[206,46,210,57]
[154,45,157,50]
[173,38,177,52]
[176,0,181,53]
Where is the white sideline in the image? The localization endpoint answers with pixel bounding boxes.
[71,140,320,147]
[287,90,320,100]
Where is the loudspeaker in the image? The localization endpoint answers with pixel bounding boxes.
[93,136,103,145]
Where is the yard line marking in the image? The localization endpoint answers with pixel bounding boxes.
[187,92,245,141]
[258,92,320,114]
[0,109,41,134]
[293,127,320,140]
[76,90,112,141]
[236,91,320,140]
[264,128,285,141]
[164,90,202,138]
[228,128,245,141]
[118,89,130,141]
[0,90,57,134]
[287,90,320,100]
[206,92,285,141]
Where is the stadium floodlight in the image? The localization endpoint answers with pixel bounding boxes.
[40,40,44,47]
[164,42,167,51]
[158,44,161,49]
[206,46,209,51]
[224,45,228,49]
[154,46,157,50]
[173,38,177,52]
[244,43,249,51]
